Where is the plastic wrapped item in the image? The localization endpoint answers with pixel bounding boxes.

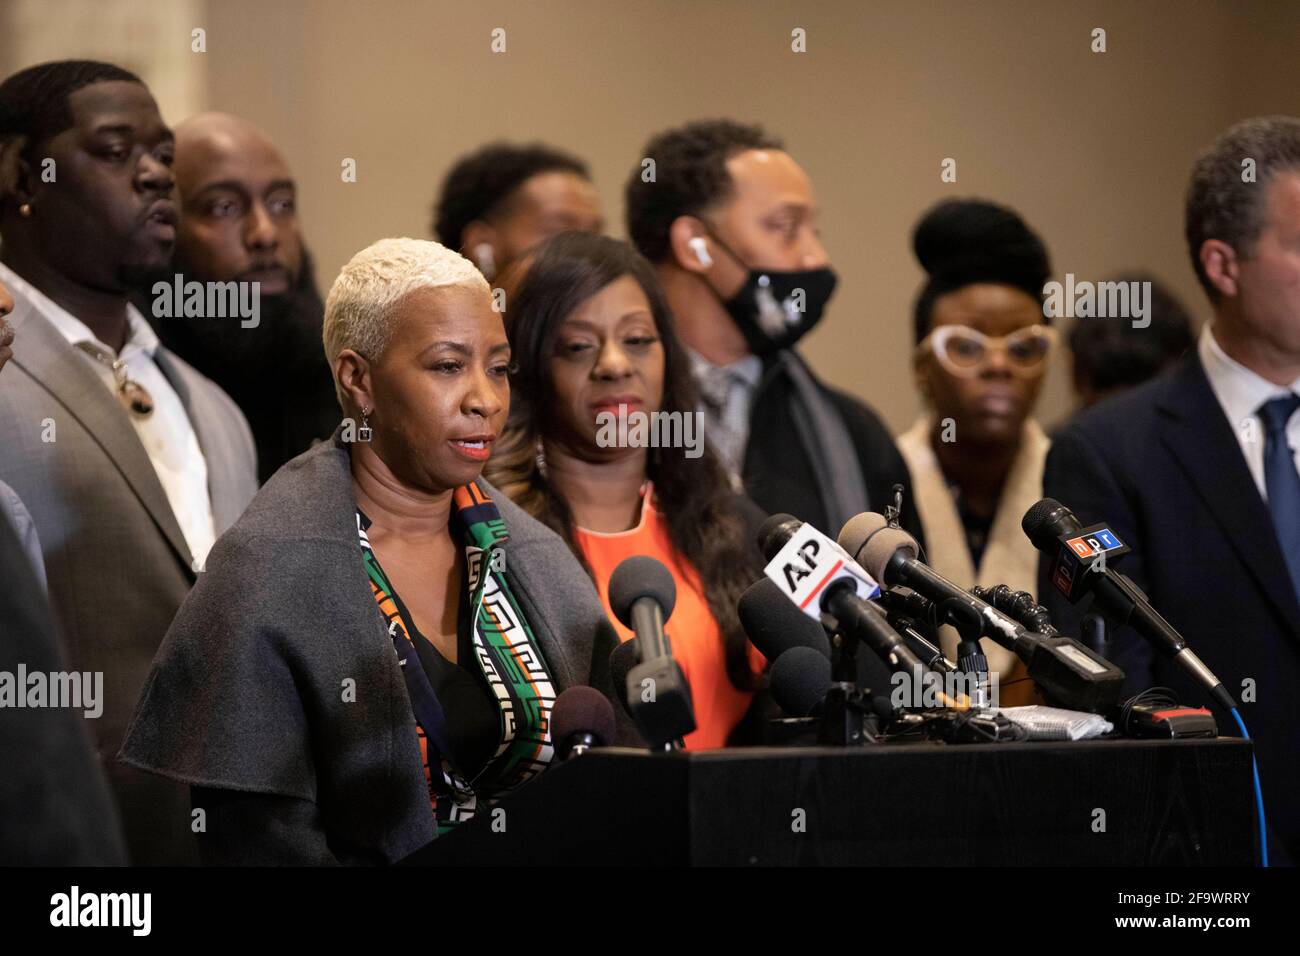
[993,704,1113,740]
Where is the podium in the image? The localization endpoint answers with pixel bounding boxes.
[403,738,1257,865]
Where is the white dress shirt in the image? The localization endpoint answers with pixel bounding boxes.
[0,261,217,565]
[1198,322,1300,503]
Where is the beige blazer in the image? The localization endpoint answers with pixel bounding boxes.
[897,417,1051,692]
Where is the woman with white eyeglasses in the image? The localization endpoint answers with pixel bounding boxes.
[897,199,1056,706]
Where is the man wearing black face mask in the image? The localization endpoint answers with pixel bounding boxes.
[626,119,921,540]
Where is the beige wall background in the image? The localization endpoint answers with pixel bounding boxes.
[3,0,1298,433]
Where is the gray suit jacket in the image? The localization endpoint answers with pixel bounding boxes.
[119,434,631,865]
[0,284,257,865]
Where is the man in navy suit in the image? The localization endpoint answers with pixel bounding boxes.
[1042,116,1300,865]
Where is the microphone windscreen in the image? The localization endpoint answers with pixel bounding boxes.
[608,555,677,628]
[1021,497,1081,550]
[608,637,641,718]
[738,577,830,661]
[551,685,617,748]
[757,513,802,561]
[770,646,832,718]
[838,513,918,582]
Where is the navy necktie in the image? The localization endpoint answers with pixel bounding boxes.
[1258,393,1300,603]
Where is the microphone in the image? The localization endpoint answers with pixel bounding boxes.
[769,646,833,717]
[609,555,676,661]
[971,584,1059,637]
[876,588,957,674]
[738,577,831,661]
[833,513,999,704]
[1022,498,1235,712]
[757,514,934,684]
[840,512,1125,715]
[607,555,696,748]
[839,513,1012,646]
[551,686,617,761]
[608,638,640,718]
[770,648,901,727]
[757,515,972,732]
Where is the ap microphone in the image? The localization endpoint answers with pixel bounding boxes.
[738,577,831,661]
[841,512,1125,715]
[608,555,696,747]
[1022,498,1235,712]
[551,686,617,761]
[758,514,934,682]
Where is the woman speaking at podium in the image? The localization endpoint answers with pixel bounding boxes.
[120,239,624,864]
[485,232,768,749]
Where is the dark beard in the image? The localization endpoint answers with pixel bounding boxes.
[142,250,328,386]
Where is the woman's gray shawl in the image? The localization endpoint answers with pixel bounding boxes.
[118,434,627,864]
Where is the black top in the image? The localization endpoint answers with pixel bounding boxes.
[369,534,502,782]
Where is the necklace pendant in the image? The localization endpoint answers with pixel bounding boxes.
[119,379,155,417]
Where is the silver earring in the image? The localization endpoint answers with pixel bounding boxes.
[358,406,373,443]
[535,436,547,479]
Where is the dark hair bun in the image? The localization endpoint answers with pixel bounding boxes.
[912,198,1050,297]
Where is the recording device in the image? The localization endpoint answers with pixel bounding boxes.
[840,512,1126,715]
[1119,688,1218,739]
[1021,498,1235,712]
[551,686,617,760]
[607,555,696,749]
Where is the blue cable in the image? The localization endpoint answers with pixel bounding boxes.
[1230,708,1269,867]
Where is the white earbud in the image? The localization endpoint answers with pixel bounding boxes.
[472,242,497,280]
[687,236,713,269]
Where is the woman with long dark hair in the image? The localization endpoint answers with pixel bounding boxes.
[486,232,766,748]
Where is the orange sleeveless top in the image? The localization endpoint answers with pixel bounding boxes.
[573,484,765,749]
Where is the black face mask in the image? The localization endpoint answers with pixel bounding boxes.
[705,231,838,355]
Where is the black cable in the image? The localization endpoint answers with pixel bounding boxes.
[1119,686,1178,736]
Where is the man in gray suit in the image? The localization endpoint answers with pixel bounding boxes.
[0,60,257,864]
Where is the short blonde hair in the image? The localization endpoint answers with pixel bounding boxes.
[323,237,490,406]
